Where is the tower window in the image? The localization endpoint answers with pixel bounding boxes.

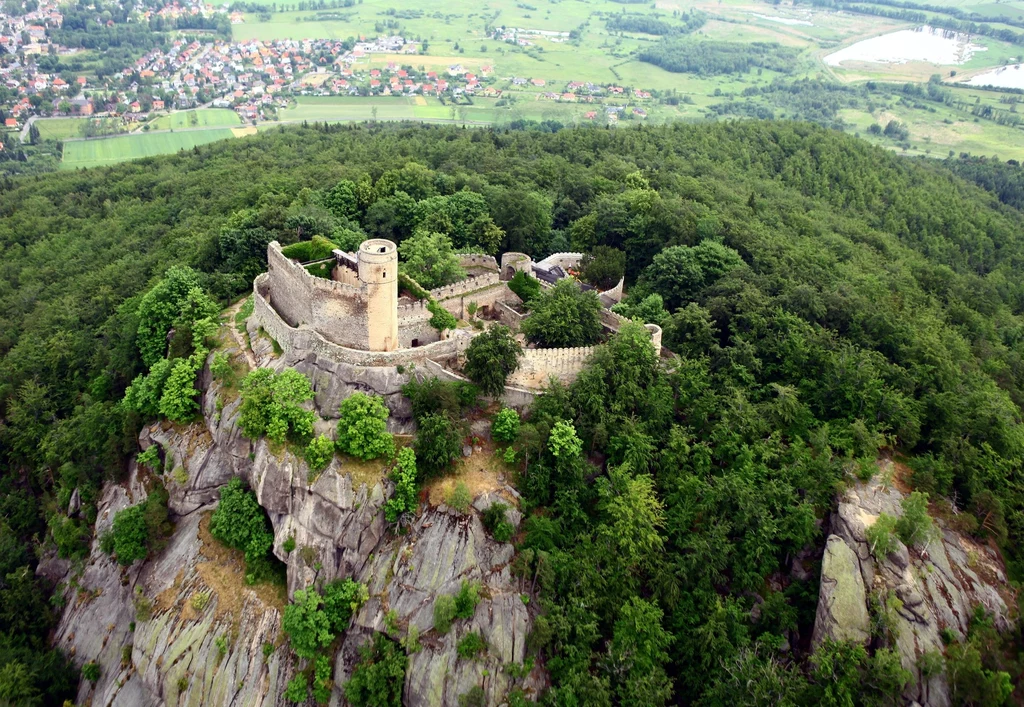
[383,270,386,278]
[378,246,387,253]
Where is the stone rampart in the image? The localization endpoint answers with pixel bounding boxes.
[253,274,465,368]
[496,301,526,328]
[507,346,595,390]
[429,272,501,301]
[599,277,625,304]
[431,276,510,320]
[457,253,499,271]
[267,241,370,350]
[535,252,584,271]
[422,360,536,410]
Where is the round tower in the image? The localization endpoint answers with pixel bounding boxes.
[358,239,399,352]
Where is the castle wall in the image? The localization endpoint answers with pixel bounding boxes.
[430,274,509,320]
[457,254,499,271]
[599,277,625,304]
[267,241,371,350]
[535,252,584,271]
[495,301,526,328]
[507,346,596,390]
[253,274,469,367]
[422,360,536,411]
[500,252,532,281]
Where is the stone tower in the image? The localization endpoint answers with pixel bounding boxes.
[358,239,399,352]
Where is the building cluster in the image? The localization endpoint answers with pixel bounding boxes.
[0,0,658,131]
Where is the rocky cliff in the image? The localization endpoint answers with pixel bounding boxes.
[49,316,544,706]
[812,461,1015,707]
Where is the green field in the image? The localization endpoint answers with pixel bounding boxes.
[147,109,241,131]
[34,118,91,141]
[61,128,243,168]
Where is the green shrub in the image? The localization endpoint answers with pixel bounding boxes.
[238,368,316,445]
[343,633,407,707]
[322,578,369,634]
[105,487,173,566]
[493,521,514,543]
[433,594,457,634]
[283,536,296,553]
[305,434,335,474]
[137,445,162,472]
[458,685,487,707]
[210,352,233,383]
[866,513,899,557]
[427,300,458,332]
[482,502,514,541]
[191,592,211,612]
[209,478,280,582]
[336,393,395,461]
[81,662,100,683]
[463,326,521,396]
[384,448,419,523]
[281,235,340,263]
[454,581,481,620]
[895,491,933,547]
[402,378,478,424]
[456,632,486,660]
[445,482,472,513]
[415,414,463,479]
[284,673,309,703]
[508,271,541,307]
[282,588,333,660]
[491,408,521,443]
[313,654,333,704]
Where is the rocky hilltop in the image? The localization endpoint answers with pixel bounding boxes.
[812,461,1014,707]
[48,319,544,706]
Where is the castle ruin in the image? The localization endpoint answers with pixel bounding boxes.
[252,238,654,396]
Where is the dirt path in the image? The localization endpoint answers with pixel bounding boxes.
[224,300,257,370]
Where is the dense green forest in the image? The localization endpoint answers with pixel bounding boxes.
[637,39,800,75]
[2,122,1024,703]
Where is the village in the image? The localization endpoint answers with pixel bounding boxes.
[0,0,655,134]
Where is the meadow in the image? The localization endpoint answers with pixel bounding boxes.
[61,128,244,168]
[58,0,1024,166]
[146,109,242,131]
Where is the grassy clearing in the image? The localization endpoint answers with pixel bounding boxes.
[34,117,91,140]
[147,109,242,131]
[60,128,240,168]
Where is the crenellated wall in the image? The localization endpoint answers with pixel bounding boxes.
[457,253,499,271]
[254,274,471,367]
[599,277,625,304]
[507,346,596,389]
[535,252,584,271]
[430,273,510,320]
[267,241,371,350]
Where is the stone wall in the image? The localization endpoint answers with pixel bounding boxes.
[496,301,526,328]
[499,252,532,280]
[599,277,625,304]
[267,241,371,350]
[535,252,584,271]
[507,346,595,389]
[254,274,470,368]
[432,276,510,320]
[422,360,536,410]
[457,253,499,271]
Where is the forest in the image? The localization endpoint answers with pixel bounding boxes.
[2,122,1024,703]
[637,39,800,76]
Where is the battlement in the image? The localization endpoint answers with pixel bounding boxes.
[507,346,596,389]
[429,271,501,301]
[535,252,584,271]
[457,253,499,271]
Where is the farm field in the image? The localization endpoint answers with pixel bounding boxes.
[33,118,91,141]
[147,109,242,131]
[61,128,245,168]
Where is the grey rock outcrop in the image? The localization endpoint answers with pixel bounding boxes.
[812,463,1013,706]
[53,312,545,706]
